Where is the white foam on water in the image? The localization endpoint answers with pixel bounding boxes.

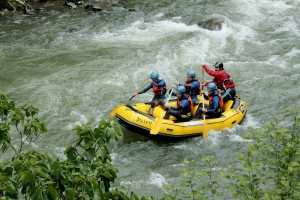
[148,173,166,188]
[275,17,300,36]
[235,0,294,17]
[205,130,222,145]
[120,172,166,188]
[66,109,88,130]
[286,48,300,58]
[170,163,186,168]
[266,55,289,69]
[92,17,201,43]
[174,143,189,150]
[227,134,254,143]
[241,77,262,85]
[240,114,261,129]
[54,147,67,160]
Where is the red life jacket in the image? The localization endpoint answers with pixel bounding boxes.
[208,92,224,112]
[177,94,194,114]
[215,71,235,90]
[222,72,235,90]
[184,79,200,96]
[152,80,166,96]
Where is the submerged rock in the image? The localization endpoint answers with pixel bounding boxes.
[198,18,224,31]
[65,1,77,9]
[84,4,102,12]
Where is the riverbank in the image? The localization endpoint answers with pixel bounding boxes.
[0,0,128,15]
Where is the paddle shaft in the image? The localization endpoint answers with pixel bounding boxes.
[150,88,174,135]
[128,95,134,101]
[157,88,174,119]
[202,65,208,139]
[202,66,205,90]
[129,82,150,101]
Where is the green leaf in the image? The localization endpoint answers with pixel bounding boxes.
[4,166,14,176]
[65,146,78,161]
[4,179,18,196]
[65,188,76,200]
[18,171,35,188]
[86,148,95,162]
[47,187,59,200]
[84,182,94,198]
[29,186,43,200]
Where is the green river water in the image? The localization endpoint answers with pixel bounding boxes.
[1,0,300,198]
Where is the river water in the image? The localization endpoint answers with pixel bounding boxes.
[1,0,300,198]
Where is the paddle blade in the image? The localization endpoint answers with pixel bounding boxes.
[202,120,208,139]
[150,111,166,135]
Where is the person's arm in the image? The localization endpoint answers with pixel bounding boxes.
[137,84,152,94]
[200,91,209,100]
[204,78,216,86]
[202,64,223,79]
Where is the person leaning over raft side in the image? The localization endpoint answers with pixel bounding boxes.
[202,62,236,102]
[133,71,167,116]
[164,86,193,122]
[174,70,201,105]
[195,82,224,119]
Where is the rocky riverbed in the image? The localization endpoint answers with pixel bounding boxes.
[0,0,127,15]
[1,0,224,31]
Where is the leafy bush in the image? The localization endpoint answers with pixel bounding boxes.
[223,107,300,200]
[0,91,139,199]
[164,106,299,200]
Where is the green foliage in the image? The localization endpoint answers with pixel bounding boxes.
[62,118,123,199]
[0,118,125,200]
[223,106,300,200]
[163,106,299,200]
[0,92,47,155]
[0,91,147,200]
[163,155,222,200]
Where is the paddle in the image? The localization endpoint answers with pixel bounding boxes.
[202,66,208,139]
[128,95,135,101]
[150,88,174,135]
[202,94,208,139]
[129,82,150,102]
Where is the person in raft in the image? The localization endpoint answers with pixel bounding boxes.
[164,86,193,122]
[134,71,167,116]
[173,70,201,105]
[195,82,224,119]
[202,62,236,102]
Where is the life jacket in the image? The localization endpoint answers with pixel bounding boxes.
[184,79,200,96]
[152,79,167,96]
[215,71,235,90]
[177,94,194,115]
[208,92,224,113]
[222,72,235,90]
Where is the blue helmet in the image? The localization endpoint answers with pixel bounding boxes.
[187,70,196,78]
[207,83,217,91]
[176,86,186,93]
[150,71,159,80]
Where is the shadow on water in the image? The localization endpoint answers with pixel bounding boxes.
[120,125,201,145]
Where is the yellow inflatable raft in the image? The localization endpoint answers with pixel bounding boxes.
[110,96,247,139]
